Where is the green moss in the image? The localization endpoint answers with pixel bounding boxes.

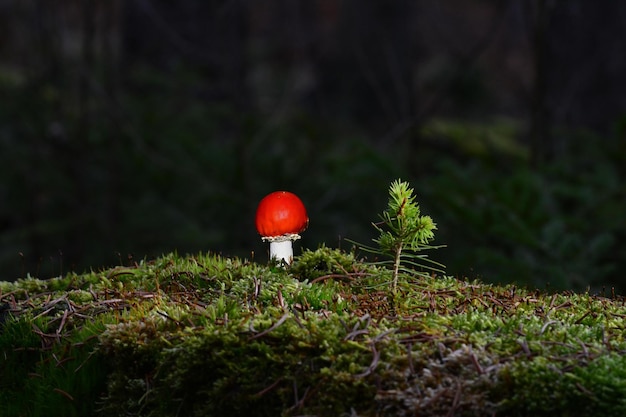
[0,313,110,417]
[496,353,626,417]
[2,248,626,416]
[291,245,378,280]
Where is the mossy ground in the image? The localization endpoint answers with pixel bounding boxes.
[1,247,626,416]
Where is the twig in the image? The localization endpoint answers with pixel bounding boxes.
[469,347,484,374]
[254,377,283,397]
[540,320,559,334]
[249,313,290,340]
[53,388,75,401]
[355,343,380,378]
[56,310,69,335]
[310,273,367,284]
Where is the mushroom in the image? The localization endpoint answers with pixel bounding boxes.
[255,191,309,265]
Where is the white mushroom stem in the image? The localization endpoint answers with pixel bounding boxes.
[262,233,301,265]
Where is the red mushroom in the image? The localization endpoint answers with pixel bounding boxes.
[255,191,308,265]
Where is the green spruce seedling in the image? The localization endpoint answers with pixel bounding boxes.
[353,179,444,295]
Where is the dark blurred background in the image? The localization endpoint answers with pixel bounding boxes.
[1,1,625,291]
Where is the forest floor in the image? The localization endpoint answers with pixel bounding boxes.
[1,247,626,416]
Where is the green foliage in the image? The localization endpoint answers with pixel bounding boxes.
[2,61,625,294]
[0,65,398,281]
[351,179,444,294]
[376,179,436,253]
[421,117,528,160]
[423,138,623,290]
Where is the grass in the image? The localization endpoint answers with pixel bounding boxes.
[1,247,626,416]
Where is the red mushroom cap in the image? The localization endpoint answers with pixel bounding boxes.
[255,191,308,238]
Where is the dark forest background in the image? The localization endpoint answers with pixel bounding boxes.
[1,1,625,292]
